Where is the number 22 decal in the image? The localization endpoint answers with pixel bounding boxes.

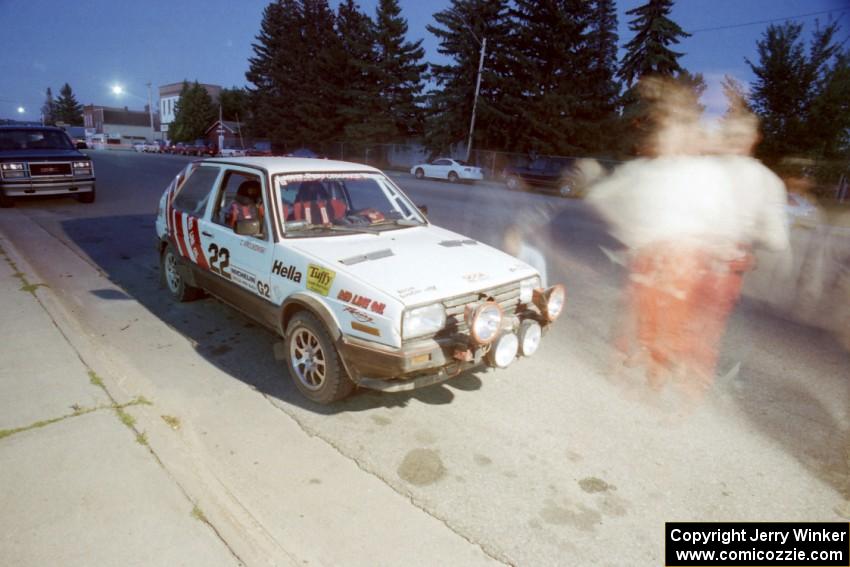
[208,243,230,277]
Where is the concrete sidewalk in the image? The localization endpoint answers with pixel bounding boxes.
[0,241,241,566]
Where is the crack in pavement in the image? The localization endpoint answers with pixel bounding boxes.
[259,393,515,567]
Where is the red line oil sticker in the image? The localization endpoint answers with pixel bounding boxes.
[338,289,386,315]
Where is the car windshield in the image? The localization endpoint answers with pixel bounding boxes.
[276,172,426,237]
[0,129,73,151]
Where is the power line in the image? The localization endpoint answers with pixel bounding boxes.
[689,8,848,33]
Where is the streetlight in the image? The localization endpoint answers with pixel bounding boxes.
[17,106,25,114]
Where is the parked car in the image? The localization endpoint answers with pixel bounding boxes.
[410,158,483,183]
[503,156,577,196]
[144,140,166,153]
[155,157,565,403]
[0,125,95,207]
[132,142,146,152]
[245,141,273,157]
[218,147,247,157]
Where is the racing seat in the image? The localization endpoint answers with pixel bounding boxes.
[287,181,346,224]
[226,179,264,230]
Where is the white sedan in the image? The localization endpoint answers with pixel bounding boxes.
[410,158,483,183]
[218,147,247,157]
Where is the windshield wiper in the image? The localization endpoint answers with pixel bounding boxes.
[286,223,380,236]
[369,218,425,228]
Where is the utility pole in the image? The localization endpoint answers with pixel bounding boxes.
[465,36,486,163]
[146,82,155,140]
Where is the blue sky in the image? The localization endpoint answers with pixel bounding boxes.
[0,0,846,121]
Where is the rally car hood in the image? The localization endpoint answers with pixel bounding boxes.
[289,225,538,305]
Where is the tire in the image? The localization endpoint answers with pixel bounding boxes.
[448,171,459,183]
[285,311,354,404]
[0,192,13,208]
[78,187,96,203]
[160,244,202,302]
[414,168,424,179]
[506,176,523,191]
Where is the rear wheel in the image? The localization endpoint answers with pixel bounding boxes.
[448,171,459,183]
[415,168,424,179]
[161,244,202,302]
[285,311,354,404]
[78,187,96,203]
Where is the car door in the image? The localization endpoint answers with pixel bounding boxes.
[430,159,451,179]
[196,166,278,319]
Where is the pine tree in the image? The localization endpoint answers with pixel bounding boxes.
[618,0,690,88]
[578,0,621,155]
[747,21,842,160]
[336,0,393,143]
[219,87,249,122]
[246,0,343,151]
[425,0,513,155]
[171,81,217,142]
[373,0,427,139]
[507,0,595,155]
[41,87,56,126]
[54,83,84,126]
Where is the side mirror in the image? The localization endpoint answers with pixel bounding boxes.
[418,204,428,217]
[235,219,261,236]
[76,142,88,149]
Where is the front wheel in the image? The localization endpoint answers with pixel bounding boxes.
[160,244,202,302]
[448,171,459,183]
[285,312,354,404]
[414,168,424,179]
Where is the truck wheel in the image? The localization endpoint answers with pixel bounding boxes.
[78,187,96,203]
[415,168,424,179]
[285,311,354,404]
[161,244,202,302]
[448,171,459,183]
[0,192,13,208]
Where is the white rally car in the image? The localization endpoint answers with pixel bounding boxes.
[155,157,564,403]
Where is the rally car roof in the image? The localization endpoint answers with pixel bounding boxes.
[203,156,382,175]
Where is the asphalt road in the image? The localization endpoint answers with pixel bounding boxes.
[7,150,849,565]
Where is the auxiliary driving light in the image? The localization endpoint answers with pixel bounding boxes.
[487,332,519,368]
[533,284,566,322]
[465,301,503,345]
[518,319,542,356]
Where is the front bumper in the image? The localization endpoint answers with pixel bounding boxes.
[338,313,548,391]
[1,177,95,197]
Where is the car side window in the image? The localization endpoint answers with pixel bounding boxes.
[529,158,547,170]
[212,170,267,239]
[172,165,219,216]
[433,159,450,166]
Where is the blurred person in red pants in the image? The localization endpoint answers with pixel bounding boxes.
[586,77,788,403]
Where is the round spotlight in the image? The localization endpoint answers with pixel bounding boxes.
[467,302,503,345]
[546,284,566,321]
[518,320,542,356]
[487,333,518,368]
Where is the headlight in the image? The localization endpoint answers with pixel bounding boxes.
[465,301,502,344]
[519,276,541,303]
[72,161,91,169]
[402,303,446,339]
[1,163,25,170]
[533,284,566,322]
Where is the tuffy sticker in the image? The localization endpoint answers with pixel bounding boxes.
[307,264,335,296]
